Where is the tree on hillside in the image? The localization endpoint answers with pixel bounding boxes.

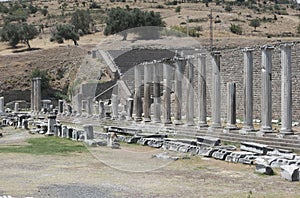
[104,7,165,40]
[51,24,79,46]
[0,22,38,49]
[70,9,93,35]
[249,18,260,31]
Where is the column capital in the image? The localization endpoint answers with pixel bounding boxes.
[242,47,255,52]
[196,53,207,58]
[211,51,221,57]
[261,45,274,51]
[280,42,293,49]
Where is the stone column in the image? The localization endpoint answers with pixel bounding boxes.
[186,56,195,126]
[280,43,293,134]
[58,100,64,114]
[83,125,94,140]
[92,50,97,58]
[76,93,82,116]
[209,51,222,129]
[111,94,118,120]
[86,97,93,116]
[94,101,99,117]
[99,100,105,118]
[174,56,184,125]
[260,45,274,133]
[152,62,161,123]
[163,63,172,124]
[197,53,208,127]
[0,97,4,114]
[225,82,237,129]
[14,102,19,113]
[126,98,134,121]
[31,79,34,112]
[35,77,42,113]
[134,65,143,121]
[46,114,56,135]
[241,48,255,132]
[62,126,68,138]
[143,63,152,122]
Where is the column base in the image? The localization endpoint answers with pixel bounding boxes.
[135,117,143,122]
[173,120,183,125]
[198,122,208,128]
[143,117,151,122]
[225,124,238,130]
[126,116,133,121]
[185,121,195,126]
[280,129,294,135]
[164,120,172,125]
[152,118,161,123]
[45,132,54,136]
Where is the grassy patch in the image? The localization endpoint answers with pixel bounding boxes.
[0,137,87,155]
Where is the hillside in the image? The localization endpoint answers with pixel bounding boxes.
[0,0,299,102]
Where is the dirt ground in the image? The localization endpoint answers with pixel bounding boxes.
[0,127,300,198]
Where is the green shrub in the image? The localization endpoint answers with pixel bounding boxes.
[230,23,243,35]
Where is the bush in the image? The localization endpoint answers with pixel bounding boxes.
[230,23,242,35]
[175,6,181,13]
[225,5,232,12]
[165,0,178,5]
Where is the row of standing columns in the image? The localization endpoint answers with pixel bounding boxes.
[129,44,293,134]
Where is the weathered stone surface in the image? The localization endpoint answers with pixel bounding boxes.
[212,149,233,160]
[271,159,297,168]
[107,126,141,136]
[197,147,218,157]
[281,165,299,181]
[238,155,258,165]
[196,136,221,147]
[83,125,94,140]
[267,149,296,160]
[255,163,274,175]
[153,152,179,160]
[225,151,256,163]
[240,142,270,155]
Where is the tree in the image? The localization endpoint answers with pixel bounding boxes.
[230,23,243,35]
[249,18,260,31]
[225,5,232,12]
[0,22,38,49]
[51,24,79,46]
[104,7,165,40]
[30,68,49,89]
[175,6,181,14]
[70,9,93,35]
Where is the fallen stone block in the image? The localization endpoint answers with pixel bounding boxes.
[256,163,274,175]
[281,165,299,181]
[197,147,218,157]
[267,148,296,160]
[196,136,221,147]
[212,149,232,160]
[240,142,271,155]
[107,126,141,136]
[84,139,98,147]
[225,151,256,163]
[271,159,297,168]
[147,138,164,148]
[255,156,278,166]
[125,136,141,144]
[238,155,258,165]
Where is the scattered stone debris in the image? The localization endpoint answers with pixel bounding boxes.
[280,165,299,181]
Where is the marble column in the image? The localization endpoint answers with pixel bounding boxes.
[163,63,172,124]
[99,100,105,118]
[260,45,274,133]
[126,98,134,121]
[33,77,42,113]
[280,43,293,134]
[197,53,208,127]
[241,48,255,132]
[152,62,161,123]
[83,124,94,140]
[143,63,152,122]
[225,82,237,129]
[58,100,64,114]
[46,114,56,135]
[0,97,3,114]
[209,52,222,129]
[174,56,184,125]
[134,65,143,121]
[76,93,82,116]
[31,79,34,112]
[111,94,118,120]
[14,102,19,113]
[86,97,93,116]
[186,56,195,126]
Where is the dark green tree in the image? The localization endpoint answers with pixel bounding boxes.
[51,24,79,46]
[70,9,93,34]
[230,23,243,35]
[249,18,261,31]
[20,23,39,49]
[104,7,165,40]
[0,22,38,49]
[0,23,21,48]
[175,6,181,14]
